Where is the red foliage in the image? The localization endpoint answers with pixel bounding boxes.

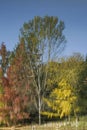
[2,77,9,87]
[0,74,30,125]
[0,42,31,125]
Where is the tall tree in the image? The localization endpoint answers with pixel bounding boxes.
[20,16,66,124]
[0,43,11,125]
[6,40,31,124]
[0,42,31,125]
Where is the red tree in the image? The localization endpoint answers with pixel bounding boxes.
[0,42,30,125]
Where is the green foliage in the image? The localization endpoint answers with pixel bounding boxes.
[20,16,66,61]
[42,53,86,119]
[20,16,66,125]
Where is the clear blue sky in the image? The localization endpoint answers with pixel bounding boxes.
[0,0,87,57]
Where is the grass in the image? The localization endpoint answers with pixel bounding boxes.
[0,115,87,130]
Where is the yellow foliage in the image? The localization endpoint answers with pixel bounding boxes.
[43,78,78,119]
[59,101,71,118]
[41,111,59,118]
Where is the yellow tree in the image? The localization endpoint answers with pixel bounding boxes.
[42,53,84,120]
[43,78,77,119]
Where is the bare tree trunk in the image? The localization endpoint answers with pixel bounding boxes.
[38,66,41,125]
[38,94,41,125]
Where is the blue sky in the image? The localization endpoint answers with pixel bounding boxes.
[0,0,87,57]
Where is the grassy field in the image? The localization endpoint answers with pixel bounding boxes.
[0,116,87,130]
[19,119,87,130]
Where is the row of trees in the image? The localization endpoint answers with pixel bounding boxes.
[0,16,87,126]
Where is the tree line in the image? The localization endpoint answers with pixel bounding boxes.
[0,16,87,126]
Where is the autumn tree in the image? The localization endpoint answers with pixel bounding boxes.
[19,16,66,124]
[6,40,31,124]
[0,42,31,125]
[0,43,14,125]
[42,53,85,120]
